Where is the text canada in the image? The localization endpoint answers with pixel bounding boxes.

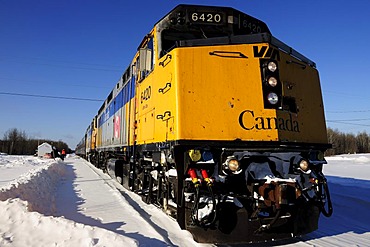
[239,110,300,132]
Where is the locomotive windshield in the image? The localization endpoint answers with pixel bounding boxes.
[157,5,271,56]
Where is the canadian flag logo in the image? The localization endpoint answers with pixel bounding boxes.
[114,115,120,139]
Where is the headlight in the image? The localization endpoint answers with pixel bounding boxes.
[267,61,277,72]
[228,158,240,172]
[299,159,310,172]
[268,77,278,87]
[222,156,241,175]
[267,92,279,105]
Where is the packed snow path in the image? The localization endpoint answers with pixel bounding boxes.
[56,156,199,247]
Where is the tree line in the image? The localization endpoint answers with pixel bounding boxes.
[0,127,369,156]
[0,128,71,155]
[326,127,369,156]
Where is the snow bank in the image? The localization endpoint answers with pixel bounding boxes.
[0,198,137,247]
[0,156,138,246]
[326,153,370,163]
[354,156,370,163]
[0,155,62,188]
[0,159,65,214]
[324,153,370,180]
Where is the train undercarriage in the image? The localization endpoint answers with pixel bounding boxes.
[90,141,332,244]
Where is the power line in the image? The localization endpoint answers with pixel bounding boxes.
[327,118,370,122]
[0,76,111,89]
[326,120,370,127]
[2,60,122,72]
[327,109,370,113]
[0,55,123,69]
[3,90,370,123]
[0,92,103,102]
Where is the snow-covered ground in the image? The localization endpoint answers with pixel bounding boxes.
[1,153,370,246]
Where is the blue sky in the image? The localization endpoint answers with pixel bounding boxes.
[1,0,370,149]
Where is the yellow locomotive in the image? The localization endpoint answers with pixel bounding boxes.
[76,5,332,243]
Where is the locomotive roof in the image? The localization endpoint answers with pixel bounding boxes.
[155,4,271,35]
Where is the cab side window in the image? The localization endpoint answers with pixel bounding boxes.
[139,36,154,81]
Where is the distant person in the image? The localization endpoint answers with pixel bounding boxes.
[61,149,66,160]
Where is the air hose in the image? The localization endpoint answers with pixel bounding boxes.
[189,168,217,227]
[319,172,333,217]
[191,185,217,227]
[191,186,201,225]
[254,209,281,234]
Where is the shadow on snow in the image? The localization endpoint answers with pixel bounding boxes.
[55,163,170,247]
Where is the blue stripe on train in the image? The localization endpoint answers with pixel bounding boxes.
[98,77,135,128]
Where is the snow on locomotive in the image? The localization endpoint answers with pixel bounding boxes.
[76,5,332,243]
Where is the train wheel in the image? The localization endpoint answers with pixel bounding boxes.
[115,160,124,185]
[134,173,144,193]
